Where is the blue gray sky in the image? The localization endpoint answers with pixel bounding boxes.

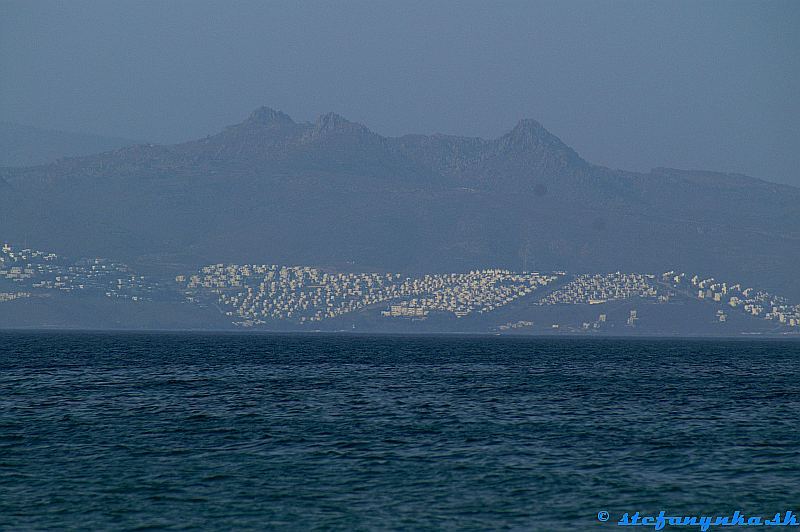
[2,0,798,185]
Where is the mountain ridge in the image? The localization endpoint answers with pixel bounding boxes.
[4,108,796,192]
[1,107,798,299]
[0,122,140,168]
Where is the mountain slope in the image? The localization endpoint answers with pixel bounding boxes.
[0,122,139,167]
[1,107,798,297]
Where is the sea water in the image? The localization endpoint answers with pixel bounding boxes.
[1,332,798,530]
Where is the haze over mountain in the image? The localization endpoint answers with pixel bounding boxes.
[2,107,798,298]
[0,122,139,167]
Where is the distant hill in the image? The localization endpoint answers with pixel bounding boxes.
[1,107,798,298]
[0,122,139,167]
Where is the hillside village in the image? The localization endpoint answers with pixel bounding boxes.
[0,243,165,302]
[1,242,799,333]
[176,264,558,326]
[662,271,800,328]
[177,261,800,332]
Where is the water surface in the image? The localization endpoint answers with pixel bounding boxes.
[1,333,798,530]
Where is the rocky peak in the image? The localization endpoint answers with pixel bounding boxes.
[302,112,375,142]
[506,119,563,146]
[492,118,584,166]
[243,106,295,127]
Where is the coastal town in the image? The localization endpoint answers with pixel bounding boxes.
[0,243,164,302]
[662,271,800,328]
[2,242,799,332]
[538,272,661,305]
[177,261,800,331]
[380,270,558,319]
[176,264,558,326]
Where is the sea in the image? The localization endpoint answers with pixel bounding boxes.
[1,332,798,531]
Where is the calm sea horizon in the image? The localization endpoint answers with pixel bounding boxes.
[2,332,798,530]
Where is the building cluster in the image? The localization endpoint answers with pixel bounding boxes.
[496,320,534,331]
[383,271,557,319]
[0,291,30,303]
[179,264,409,324]
[538,273,660,305]
[579,313,608,331]
[178,264,558,325]
[0,243,160,302]
[662,271,800,328]
[3,238,798,332]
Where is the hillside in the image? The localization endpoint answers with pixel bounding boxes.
[1,107,798,298]
[0,122,139,167]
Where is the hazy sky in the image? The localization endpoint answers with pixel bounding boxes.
[2,0,798,185]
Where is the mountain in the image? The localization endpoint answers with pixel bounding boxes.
[1,107,798,297]
[0,122,139,167]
